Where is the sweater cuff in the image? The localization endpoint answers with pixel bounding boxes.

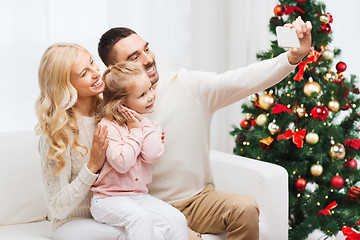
[280,52,298,70]
[78,164,98,186]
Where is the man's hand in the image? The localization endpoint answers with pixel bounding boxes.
[285,17,312,65]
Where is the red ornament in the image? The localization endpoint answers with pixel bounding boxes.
[295,178,307,191]
[331,175,344,189]
[273,5,283,16]
[345,159,358,168]
[320,23,331,34]
[327,12,333,23]
[240,119,251,129]
[296,0,306,2]
[336,61,347,73]
[311,106,329,120]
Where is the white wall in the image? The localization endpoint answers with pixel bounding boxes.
[1,0,359,154]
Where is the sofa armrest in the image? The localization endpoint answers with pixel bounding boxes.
[209,150,288,240]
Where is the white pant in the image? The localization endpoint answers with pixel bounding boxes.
[90,194,189,240]
[53,218,127,240]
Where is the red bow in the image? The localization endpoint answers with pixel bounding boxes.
[342,227,360,240]
[282,5,305,15]
[277,129,306,148]
[345,139,360,150]
[293,55,316,81]
[318,201,338,215]
[272,104,292,114]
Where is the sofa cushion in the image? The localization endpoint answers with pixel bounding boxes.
[0,220,51,239]
[0,131,48,225]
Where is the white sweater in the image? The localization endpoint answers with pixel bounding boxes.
[39,116,98,229]
[147,52,296,203]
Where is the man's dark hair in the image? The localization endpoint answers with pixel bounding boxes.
[98,27,137,67]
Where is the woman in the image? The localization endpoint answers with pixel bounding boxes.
[35,43,126,239]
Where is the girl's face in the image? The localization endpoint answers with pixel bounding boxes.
[125,72,156,114]
[70,50,105,99]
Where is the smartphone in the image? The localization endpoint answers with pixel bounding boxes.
[276,26,300,48]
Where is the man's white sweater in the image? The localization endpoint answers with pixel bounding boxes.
[147,52,296,203]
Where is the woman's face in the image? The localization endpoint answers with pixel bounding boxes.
[70,49,105,99]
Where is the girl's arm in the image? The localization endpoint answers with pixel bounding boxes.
[140,118,164,163]
[101,119,142,173]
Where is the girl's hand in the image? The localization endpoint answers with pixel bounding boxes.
[120,105,144,122]
[118,105,141,130]
[87,124,109,174]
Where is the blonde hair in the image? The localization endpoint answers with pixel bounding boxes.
[96,62,145,126]
[35,43,99,174]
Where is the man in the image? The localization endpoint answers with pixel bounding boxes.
[98,18,312,240]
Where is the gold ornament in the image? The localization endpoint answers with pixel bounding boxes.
[259,93,275,110]
[306,132,319,145]
[303,81,321,97]
[328,99,340,112]
[322,49,334,60]
[310,163,323,177]
[319,14,330,23]
[255,114,268,126]
[268,121,280,135]
[323,71,338,82]
[329,143,346,160]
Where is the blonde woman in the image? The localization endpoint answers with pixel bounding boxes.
[35,43,126,240]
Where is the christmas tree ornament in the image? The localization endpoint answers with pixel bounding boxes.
[259,136,274,150]
[306,132,319,144]
[328,99,340,112]
[240,119,251,129]
[320,23,331,34]
[296,0,306,2]
[323,71,338,82]
[273,5,283,16]
[310,163,323,177]
[311,105,329,120]
[293,105,306,118]
[336,61,347,73]
[331,175,344,189]
[327,12,333,23]
[322,49,334,60]
[329,143,346,159]
[259,93,275,110]
[344,158,358,168]
[255,114,268,126]
[277,129,306,148]
[303,81,321,97]
[268,121,280,135]
[295,178,307,191]
[319,13,330,23]
[347,185,360,201]
[250,93,259,102]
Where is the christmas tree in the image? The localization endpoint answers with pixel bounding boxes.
[230,0,360,239]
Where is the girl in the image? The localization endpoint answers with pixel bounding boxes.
[35,43,126,240]
[90,62,189,240]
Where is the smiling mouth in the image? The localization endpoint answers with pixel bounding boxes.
[91,78,103,88]
[146,103,154,109]
[145,66,156,76]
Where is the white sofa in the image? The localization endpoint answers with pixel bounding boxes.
[0,131,289,240]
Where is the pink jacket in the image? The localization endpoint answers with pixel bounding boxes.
[91,117,164,198]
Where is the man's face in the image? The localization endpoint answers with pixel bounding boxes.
[112,34,159,87]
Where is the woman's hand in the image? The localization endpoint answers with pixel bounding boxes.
[87,124,109,174]
[285,17,312,65]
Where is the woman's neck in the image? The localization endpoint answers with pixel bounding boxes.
[74,97,96,117]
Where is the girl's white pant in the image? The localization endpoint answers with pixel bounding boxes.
[90,194,189,240]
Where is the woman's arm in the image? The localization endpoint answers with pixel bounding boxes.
[39,136,98,220]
